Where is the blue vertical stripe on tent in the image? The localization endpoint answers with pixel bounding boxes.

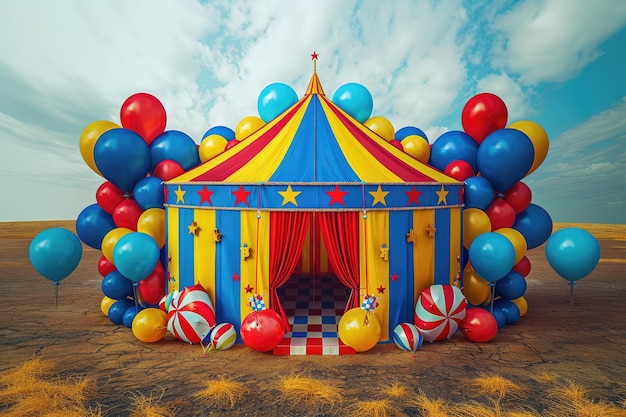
[216,210,242,341]
[388,210,413,339]
[434,209,451,285]
[178,208,195,289]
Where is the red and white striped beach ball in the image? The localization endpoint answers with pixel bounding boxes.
[210,323,237,351]
[167,284,216,344]
[414,284,467,342]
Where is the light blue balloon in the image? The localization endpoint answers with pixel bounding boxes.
[331,83,373,123]
[545,228,600,281]
[29,228,83,282]
[113,232,159,283]
[257,82,298,123]
[468,232,516,283]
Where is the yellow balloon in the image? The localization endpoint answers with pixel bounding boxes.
[100,296,116,316]
[101,227,133,264]
[364,116,395,141]
[199,134,228,162]
[511,296,528,317]
[494,227,527,265]
[401,135,430,163]
[508,120,549,176]
[463,263,491,305]
[137,208,165,249]
[463,208,491,249]
[79,120,120,177]
[132,308,168,343]
[235,116,265,140]
[338,307,381,352]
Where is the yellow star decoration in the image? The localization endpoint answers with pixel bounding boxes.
[369,185,389,207]
[426,223,437,238]
[406,229,418,243]
[278,185,301,206]
[174,185,186,203]
[188,221,201,236]
[436,185,449,205]
[211,229,222,242]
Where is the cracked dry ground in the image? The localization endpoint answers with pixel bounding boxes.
[1,221,625,416]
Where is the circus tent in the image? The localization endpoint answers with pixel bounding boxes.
[163,70,464,342]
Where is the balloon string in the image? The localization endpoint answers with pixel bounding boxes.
[489,282,496,314]
[132,283,140,312]
[53,282,59,309]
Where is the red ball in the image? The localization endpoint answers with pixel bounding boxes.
[224,139,240,150]
[112,199,143,230]
[96,181,125,214]
[240,309,285,352]
[486,199,516,231]
[120,93,167,145]
[153,159,185,181]
[444,160,475,181]
[139,263,166,305]
[460,308,498,343]
[503,181,532,214]
[513,256,532,277]
[461,93,508,145]
[97,255,116,277]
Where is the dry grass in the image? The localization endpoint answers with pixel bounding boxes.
[346,399,399,417]
[191,375,247,410]
[407,393,453,417]
[128,388,175,417]
[542,381,626,417]
[381,381,411,398]
[275,373,343,414]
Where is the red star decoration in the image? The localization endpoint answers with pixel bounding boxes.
[232,185,251,206]
[326,185,348,206]
[376,284,386,294]
[163,186,169,203]
[232,273,240,282]
[311,51,319,60]
[390,273,399,282]
[458,187,464,204]
[244,284,254,293]
[198,185,214,205]
[406,186,421,205]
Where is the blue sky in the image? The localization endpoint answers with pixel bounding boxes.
[0,0,625,224]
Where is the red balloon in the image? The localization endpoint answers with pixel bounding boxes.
[503,181,532,214]
[120,93,167,145]
[153,159,184,181]
[486,199,516,231]
[461,93,508,145]
[460,308,498,343]
[112,199,143,230]
[390,139,404,151]
[139,263,166,305]
[240,309,285,352]
[444,160,475,181]
[96,181,125,214]
[224,139,240,150]
[512,256,531,277]
[97,255,116,277]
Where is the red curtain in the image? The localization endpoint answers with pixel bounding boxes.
[318,211,361,312]
[269,211,311,331]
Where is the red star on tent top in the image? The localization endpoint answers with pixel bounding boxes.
[405,186,421,205]
[198,185,214,205]
[326,185,348,206]
[311,51,319,60]
[232,185,251,206]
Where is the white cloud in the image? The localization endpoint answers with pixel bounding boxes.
[476,72,534,121]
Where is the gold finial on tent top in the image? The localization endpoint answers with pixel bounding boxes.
[311,51,319,72]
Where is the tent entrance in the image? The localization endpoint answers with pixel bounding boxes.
[273,273,355,355]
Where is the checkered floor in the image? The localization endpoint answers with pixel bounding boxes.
[273,274,356,355]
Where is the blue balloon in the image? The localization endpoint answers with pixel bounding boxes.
[94,128,151,192]
[494,299,521,325]
[395,126,428,142]
[331,83,373,123]
[203,125,235,141]
[495,271,527,300]
[75,204,116,250]
[133,176,164,210]
[464,176,495,210]
[101,270,134,300]
[29,228,82,282]
[113,232,159,282]
[512,203,553,249]
[150,130,200,172]
[545,228,600,281]
[476,128,534,192]
[108,298,135,325]
[430,130,478,172]
[257,82,298,123]
[123,304,144,328]
[485,305,507,329]
[468,232,516,283]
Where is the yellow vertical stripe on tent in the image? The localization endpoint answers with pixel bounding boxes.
[225,97,312,182]
[412,209,435,302]
[167,207,180,293]
[448,207,462,286]
[194,209,217,304]
[359,211,390,341]
[240,210,270,319]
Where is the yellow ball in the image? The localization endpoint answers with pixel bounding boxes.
[101,227,133,264]
[199,134,228,162]
[463,208,491,249]
[137,208,165,249]
[494,227,527,265]
[364,116,395,141]
[132,308,168,343]
[511,297,528,317]
[79,120,119,177]
[508,120,549,176]
[401,135,430,163]
[338,307,381,352]
[462,263,491,305]
[235,116,265,140]
[100,296,116,316]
